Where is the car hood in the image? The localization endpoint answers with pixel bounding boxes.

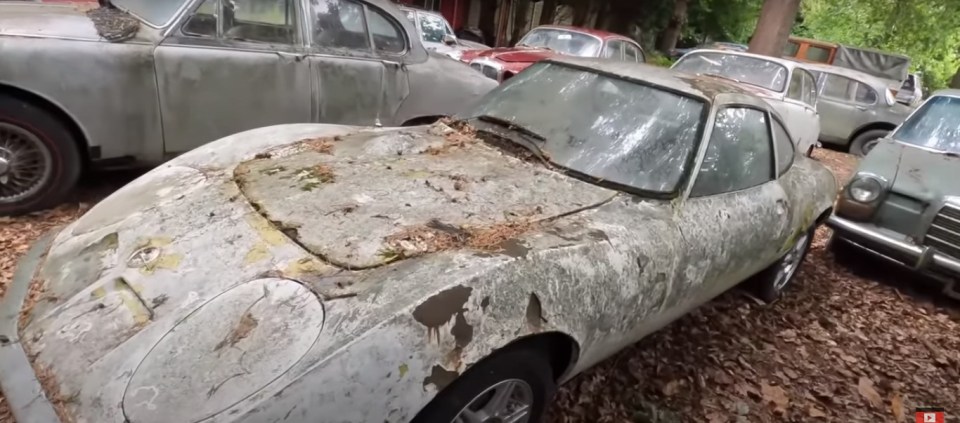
[14,122,616,421]
[470,46,558,63]
[879,140,960,202]
[0,2,103,40]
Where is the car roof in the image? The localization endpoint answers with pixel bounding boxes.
[794,62,892,90]
[682,49,806,70]
[531,25,632,41]
[545,56,770,104]
[932,89,960,99]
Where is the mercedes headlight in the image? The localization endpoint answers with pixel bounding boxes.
[848,175,884,203]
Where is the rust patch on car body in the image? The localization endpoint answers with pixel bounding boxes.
[86,7,139,42]
[412,285,472,344]
[214,312,259,352]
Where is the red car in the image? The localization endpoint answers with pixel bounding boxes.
[460,25,646,82]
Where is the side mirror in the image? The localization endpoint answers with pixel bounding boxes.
[443,34,457,46]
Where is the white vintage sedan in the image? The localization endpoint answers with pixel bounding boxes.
[0,58,836,423]
[673,49,822,156]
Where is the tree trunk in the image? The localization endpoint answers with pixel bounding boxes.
[951,65,960,89]
[747,0,801,57]
[510,0,531,45]
[478,0,498,46]
[655,0,688,54]
[539,0,556,24]
[572,0,589,27]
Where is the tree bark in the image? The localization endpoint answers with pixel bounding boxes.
[655,0,689,54]
[951,65,960,89]
[510,0,531,45]
[747,0,801,57]
[539,0,556,25]
[571,0,589,27]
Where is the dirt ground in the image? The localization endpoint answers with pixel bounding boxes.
[1,150,958,422]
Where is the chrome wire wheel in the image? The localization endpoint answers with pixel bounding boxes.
[772,231,811,291]
[452,379,534,423]
[0,122,53,204]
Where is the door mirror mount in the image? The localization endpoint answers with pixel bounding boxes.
[442,34,457,46]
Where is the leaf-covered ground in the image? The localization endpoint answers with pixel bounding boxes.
[1,151,958,422]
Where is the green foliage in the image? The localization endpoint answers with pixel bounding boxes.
[685,0,763,44]
[647,52,676,67]
[797,0,960,90]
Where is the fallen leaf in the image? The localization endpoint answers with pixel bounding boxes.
[761,382,790,413]
[858,376,883,408]
[890,392,904,423]
[663,379,682,396]
[808,405,827,418]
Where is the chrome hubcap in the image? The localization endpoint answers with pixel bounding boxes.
[452,379,534,423]
[773,231,810,291]
[0,122,53,204]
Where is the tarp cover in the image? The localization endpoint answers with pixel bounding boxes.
[833,45,911,84]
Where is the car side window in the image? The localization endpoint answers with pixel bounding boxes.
[624,43,643,62]
[786,71,804,101]
[183,0,298,45]
[800,70,817,106]
[854,82,878,105]
[367,7,405,53]
[601,41,622,59]
[690,107,774,197]
[771,118,795,175]
[311,0,370,50]
[821,73,852,101]
[418,12,446,43]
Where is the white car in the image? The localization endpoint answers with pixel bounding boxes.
[673,49,822,156]
[399,6,489,61]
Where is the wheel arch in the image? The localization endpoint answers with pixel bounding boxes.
[401,115,446,126]
[0,82,92,164]
[848,121,897,145]
[483,331,581,382]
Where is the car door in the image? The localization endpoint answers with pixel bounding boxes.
[781,69,819,154]
[814,72,867,143]
[155,0,311,154]
[305,0,410,126]
[676,105,792,302]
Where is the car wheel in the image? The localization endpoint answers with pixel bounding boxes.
[848,129,889,157]
[751,226,814,303]
[0,97,81,216]
[411,348,556,423]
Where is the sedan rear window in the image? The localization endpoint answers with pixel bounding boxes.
[673,52,788,93]
[516,28,602,57]
[464,63,706,195]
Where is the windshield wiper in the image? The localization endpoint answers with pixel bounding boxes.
[472,115,551,165]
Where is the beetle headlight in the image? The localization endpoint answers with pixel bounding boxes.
[848,176,883,203]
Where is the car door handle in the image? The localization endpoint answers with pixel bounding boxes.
[275,51,306,62]
[855,105,868,111]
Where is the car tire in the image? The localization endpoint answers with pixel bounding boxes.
[848,129,889,157]
[0,96,82,216]
[411,347,556,423]
[750,226,815,303]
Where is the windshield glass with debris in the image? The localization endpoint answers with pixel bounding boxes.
[112,0,183,26]
[517,28,602,57]
[893,95,960,153]
[464,62,706,194]
[673,52,788,93]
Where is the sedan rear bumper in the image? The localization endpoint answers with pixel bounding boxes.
[0,231,62,423]
[827,215,960,297]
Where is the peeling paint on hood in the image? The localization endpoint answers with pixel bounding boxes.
[234,127,616,269]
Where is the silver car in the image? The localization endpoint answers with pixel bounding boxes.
[0,0,497,216]
[1,58,837,423]
[800,63,915,156]
[399,6,489,61]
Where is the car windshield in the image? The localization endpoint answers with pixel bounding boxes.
[672,52,788,92]
[112,0,184,26]
[517,28,602,57]
[893,95,960,153]
[462,62,706,195]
